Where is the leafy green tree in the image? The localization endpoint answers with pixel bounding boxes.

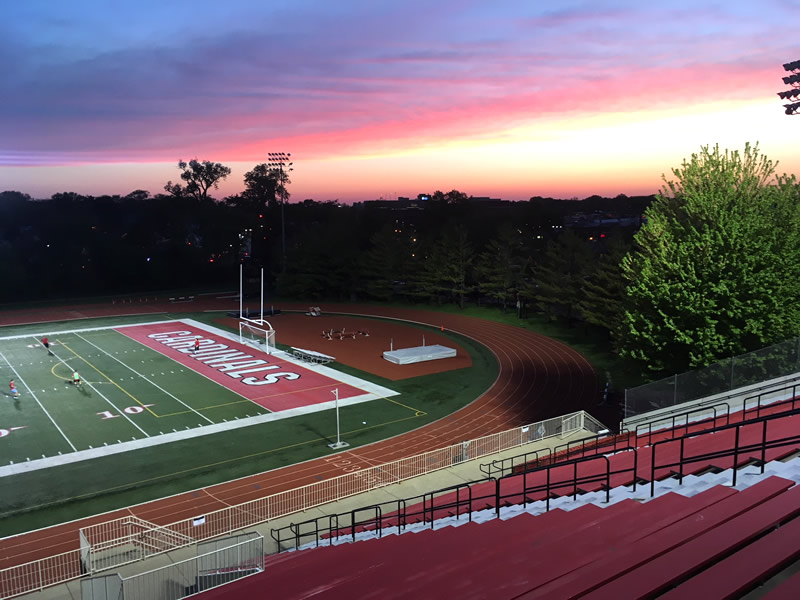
[475,224,525,310]
[619,143,800,375]
[525,229,592,322]
[579,233,630,340]
[164,159,232,202]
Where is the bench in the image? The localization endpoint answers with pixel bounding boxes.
[290,347,334,365]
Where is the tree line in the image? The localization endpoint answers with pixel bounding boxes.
[1,143,797,382]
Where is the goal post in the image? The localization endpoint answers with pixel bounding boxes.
[239,320,276,354]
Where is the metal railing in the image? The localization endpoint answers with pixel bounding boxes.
[628,402,731,447]
[743,382,800,421]
[0,549,83,600]
[80,533,264,600]
[0,410,602,599]
[498,388,800,481]
[271,406,800,552]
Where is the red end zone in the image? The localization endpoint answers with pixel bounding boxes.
[117,321,368,412]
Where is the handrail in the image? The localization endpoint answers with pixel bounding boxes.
[743,383,800,421]
[551,431,635,462]
[479,448,553,478]
[629,402,731,446]
[271,405,800,552]
[649,405,800,496]
[482,396,800,495]
[624,373,800,427]
[424,482,473,529]
[517,454,613,513]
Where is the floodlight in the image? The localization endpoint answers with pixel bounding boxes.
[783,60,800,72]
[778,89,800,100]
[782,73,800,86]
[784,102,800,115]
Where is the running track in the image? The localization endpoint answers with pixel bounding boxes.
[0,299,599,570]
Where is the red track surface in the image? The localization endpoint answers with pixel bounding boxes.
[0,299,600,571]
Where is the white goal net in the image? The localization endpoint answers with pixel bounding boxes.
[239,320,276,354]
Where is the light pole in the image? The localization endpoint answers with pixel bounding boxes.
[266,152,293,273]
[328,388,349,450]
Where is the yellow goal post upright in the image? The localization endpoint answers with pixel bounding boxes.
[238,264,276,354]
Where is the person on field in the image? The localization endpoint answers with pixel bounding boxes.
[194,337,200,354]
[72,371,82,386]
[42,336,51,355]
[9,379,20,398]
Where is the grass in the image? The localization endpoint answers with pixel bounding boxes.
[0,313,497,536]
[0,299,626,538]
[394,301,647,391]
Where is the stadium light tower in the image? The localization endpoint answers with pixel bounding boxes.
[266,152,293,272]
[777,59,800,115]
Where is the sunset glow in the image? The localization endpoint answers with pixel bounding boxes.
[2,1,798,202]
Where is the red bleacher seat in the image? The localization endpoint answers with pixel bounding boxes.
[581,479,800,599]
[520,476,794,599]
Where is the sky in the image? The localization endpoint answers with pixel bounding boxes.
[1,0,798,203]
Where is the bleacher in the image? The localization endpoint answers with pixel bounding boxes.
[191,391,800,599]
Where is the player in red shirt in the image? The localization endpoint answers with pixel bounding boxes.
[9,379,20,398]
[42,336,51,355]
[194,337,200,353]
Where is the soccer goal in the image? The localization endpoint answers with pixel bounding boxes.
[239,320,276,354]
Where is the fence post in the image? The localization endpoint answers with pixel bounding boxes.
[673,374,678,406]
[624,388,628,419]
[732,426,741,487]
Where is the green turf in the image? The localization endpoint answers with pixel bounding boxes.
[0,314,497,536]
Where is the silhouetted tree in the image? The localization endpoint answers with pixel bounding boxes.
[164,159,231,202]
[579,233,629,341]
[474,224,525,310]
[526,229,592,322]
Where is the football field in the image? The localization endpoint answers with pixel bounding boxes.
[0,319,397,469]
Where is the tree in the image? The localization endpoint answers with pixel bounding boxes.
[164,159,231,202]
[474,224,525,310]
[242,163,279,210]
[579,233,630,341]
[361,224,412,300]
[125,189,150,201]
[414,223,474,307]
[525,229,592,322]
[618,143,800,375]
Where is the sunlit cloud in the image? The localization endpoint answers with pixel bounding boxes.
[1,0,798,201]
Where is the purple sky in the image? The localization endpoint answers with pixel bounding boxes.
[1,1,798,202]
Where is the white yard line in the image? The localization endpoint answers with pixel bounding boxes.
[0,350,78,452]
[49,339,150,438]
[76,332,214,425]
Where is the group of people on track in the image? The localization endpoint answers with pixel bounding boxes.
[7,336,81,399]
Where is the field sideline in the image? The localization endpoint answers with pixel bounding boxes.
[0,318,398,473]
[0,310,496,535]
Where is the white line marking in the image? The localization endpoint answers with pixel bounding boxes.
[0,350,77,452]
[46,337,150,438]
[76,332,213,425]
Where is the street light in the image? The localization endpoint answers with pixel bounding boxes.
[266,152,293,272]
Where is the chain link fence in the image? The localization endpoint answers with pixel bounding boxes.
[625,336,800,418]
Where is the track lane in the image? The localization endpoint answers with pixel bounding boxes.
[0,301,598,569]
